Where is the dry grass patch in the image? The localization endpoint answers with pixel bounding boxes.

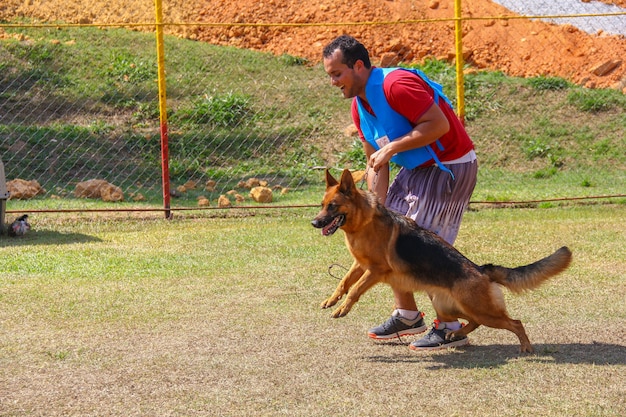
[0,206,624,416]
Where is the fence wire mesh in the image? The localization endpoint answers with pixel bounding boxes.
[0,1,624,215]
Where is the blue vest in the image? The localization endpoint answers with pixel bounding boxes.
[356,67,454,177]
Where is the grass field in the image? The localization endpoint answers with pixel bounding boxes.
[1,204,624,416]
[1,21,625,417]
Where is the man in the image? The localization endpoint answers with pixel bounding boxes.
[322,35,478,350]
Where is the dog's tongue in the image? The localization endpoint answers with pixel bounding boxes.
[321,217,339,236]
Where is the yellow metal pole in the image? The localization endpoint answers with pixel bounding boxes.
[154,0,171,218]
[454,0,465,125]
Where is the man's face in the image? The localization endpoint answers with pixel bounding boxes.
[323,49,363,99]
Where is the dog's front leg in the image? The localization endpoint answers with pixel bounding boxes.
[321,261,364,310]
[331,269,381,318]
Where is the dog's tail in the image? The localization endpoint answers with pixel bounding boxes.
[481,246,572,293]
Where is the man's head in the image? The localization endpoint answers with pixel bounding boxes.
[322,35,372,99]
[322,35,371,69]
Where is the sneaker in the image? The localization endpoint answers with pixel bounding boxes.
[368,312,427,340]
[409,323,469,351]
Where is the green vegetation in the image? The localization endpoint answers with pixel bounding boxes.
[171,91,254,127]
[0,24,624,207]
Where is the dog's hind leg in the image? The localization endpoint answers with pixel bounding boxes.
[447,321,480,340]
[430,291,469,323]
[321,261,364,310]
[459,292,534,352]
[452,280,534,352]
[500,318,533,353]
[472,314,533,353]
[430,293,482,340]
[510,320,533,353]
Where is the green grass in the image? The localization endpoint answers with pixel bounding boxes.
[0,205,624,416]
[0,24,624,206]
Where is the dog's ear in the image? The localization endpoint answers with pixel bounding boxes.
[339,169,356,195]
[325,169,338,187]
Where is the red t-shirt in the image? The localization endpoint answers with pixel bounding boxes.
[351,68,474,165]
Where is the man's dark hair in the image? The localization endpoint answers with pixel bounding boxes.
[322,35,371,69]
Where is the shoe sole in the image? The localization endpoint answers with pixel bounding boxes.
[409,337,470,351]
[368,324,428,340]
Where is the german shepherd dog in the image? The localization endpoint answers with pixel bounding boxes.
[311,169,572,353]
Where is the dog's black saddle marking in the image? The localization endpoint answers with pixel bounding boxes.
[395,229,471,287]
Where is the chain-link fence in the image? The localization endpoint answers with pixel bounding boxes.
[1,1,624,216]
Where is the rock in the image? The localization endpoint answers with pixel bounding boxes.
[379,52,400,68]
[74,179,109,198]
[183,180,197,189]
[217,194,231,208]
[245,177,261,188]
[100,183,124,202]
[205,180,216,192]
[590,60,622,77]
[351,170,366,183]
[74,179,123,202]
[344,123,358,137]
[7,179,45,199]
[250,186,273,203]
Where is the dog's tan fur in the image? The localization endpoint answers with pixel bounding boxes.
[312,169,572,353]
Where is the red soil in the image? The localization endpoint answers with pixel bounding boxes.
[1,0,625,89]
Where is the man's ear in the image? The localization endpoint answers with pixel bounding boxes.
[339,169,356,195]
[325,169,338,187]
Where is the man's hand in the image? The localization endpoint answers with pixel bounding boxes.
[368,147,393,172]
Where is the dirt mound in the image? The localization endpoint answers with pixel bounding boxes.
[1,0,625,89]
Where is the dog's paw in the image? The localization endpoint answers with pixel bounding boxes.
[331,303,352,318]
[331,308,346,318]
[320,297,339,309]
[321,292,344,309]
[519,344,535,354]
[446,330,465,341]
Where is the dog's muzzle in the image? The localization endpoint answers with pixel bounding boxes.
[311,214,345,236]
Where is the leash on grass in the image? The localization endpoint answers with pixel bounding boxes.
[327,263,348,280]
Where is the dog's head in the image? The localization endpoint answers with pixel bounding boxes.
[311,169,359,236]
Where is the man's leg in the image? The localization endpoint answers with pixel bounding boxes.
[367,289,427,340]
[407,159,478,350]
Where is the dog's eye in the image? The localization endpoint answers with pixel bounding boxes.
[327,203,335,211]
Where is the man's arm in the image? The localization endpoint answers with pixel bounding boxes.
[367,103,449,173]
[363,141,390,204]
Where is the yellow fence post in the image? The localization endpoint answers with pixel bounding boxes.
[154,0,171,219]
[454,0,465,125]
